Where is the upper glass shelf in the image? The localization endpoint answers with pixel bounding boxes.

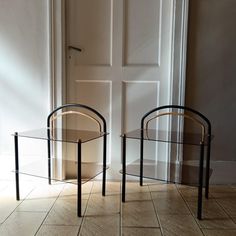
[14,128,108,143]
[123,129,213,146]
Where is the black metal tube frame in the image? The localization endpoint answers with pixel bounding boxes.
[47,103,107,217]
[121,105,212,220]
[140,105,211,219]
[14,132,20,201]
[14,103,107,218]
[198,142,205,219]
[122,135,126,202]
[77,140,82,217]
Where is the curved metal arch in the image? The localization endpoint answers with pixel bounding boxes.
[47,103,107,133]
[50,111,102,132]
[145,111,206,142]
[141,105,211,137]
[46,103,108,207]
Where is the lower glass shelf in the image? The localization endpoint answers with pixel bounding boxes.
[14,158,108,185]
[121,159,212,187]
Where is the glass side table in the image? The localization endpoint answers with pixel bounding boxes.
[14,104,109,217]
[121,105,213,220]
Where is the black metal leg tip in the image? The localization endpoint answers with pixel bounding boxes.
[197,214,202,220]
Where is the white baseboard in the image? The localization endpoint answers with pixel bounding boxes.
[96,161,236,184]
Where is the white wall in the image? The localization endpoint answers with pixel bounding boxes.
[0,0,50,164]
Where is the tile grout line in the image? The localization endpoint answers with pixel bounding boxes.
[2,180,236,235]
[178,185,236,230]
[148,183,165,236]
[0,184,36,225]
[213,193,236,227]
[33,183,66,236]
[122,226,163,229]
[77,181,94,236]
[175,184,206,236]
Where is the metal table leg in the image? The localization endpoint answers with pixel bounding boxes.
[102,135,107,196]
[47,139,51,185]
[122,135,126,202]
[14,132,20,201]
[198,142,204,220]
[77,140,82,217]
[140,133,144,186]
[205,137,211,199]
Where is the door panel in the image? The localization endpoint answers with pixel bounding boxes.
[67,0,112,66]
[66,0,174,177]
[122,81,159,131]
[123,81,160,163]
[124,0,161,65]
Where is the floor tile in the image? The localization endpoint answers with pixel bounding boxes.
[0,211,47,236]
[187,199,226,218]
[80,185,120,235]
[125,192,151,201]
[92,181,120,195]
[36,225,79,236]
[216,198,236,217]
[232,217,236,224]
[209,185,236,199]
[0,183,34,223]
[59,182,92,200]
[26,183,64,199]
[211,192,236,199]
[2,180,236,235]
[0,198,22,223]
[202,229,236,236]
[44,197,86,225]
[122,227,162,236]
[176,184,196,190]
[187,200,236,229]
[210,185,236,193]
[86,193,120,215]
[151,191,190,215]
[159,214,203,236]
[0,181,34,200]
[81,181,94,194]
[16,197,56,212]
[80,215,120,236]
[178,187,200,201]
[154,189,183,198]
[122,200,159,227]
[124,182,150,194]
[149,183,176,192]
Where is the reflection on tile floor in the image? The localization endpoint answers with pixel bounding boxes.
[0,178,236,236]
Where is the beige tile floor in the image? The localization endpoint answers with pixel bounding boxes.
[0,177,236,236]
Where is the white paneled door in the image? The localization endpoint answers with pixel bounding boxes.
[66,0,175,176]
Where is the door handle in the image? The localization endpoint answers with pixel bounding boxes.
[68,46,82,52]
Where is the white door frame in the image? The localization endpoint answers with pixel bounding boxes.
[48,0,67,179]
[168,0,189,181]
[48,0,189,178]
